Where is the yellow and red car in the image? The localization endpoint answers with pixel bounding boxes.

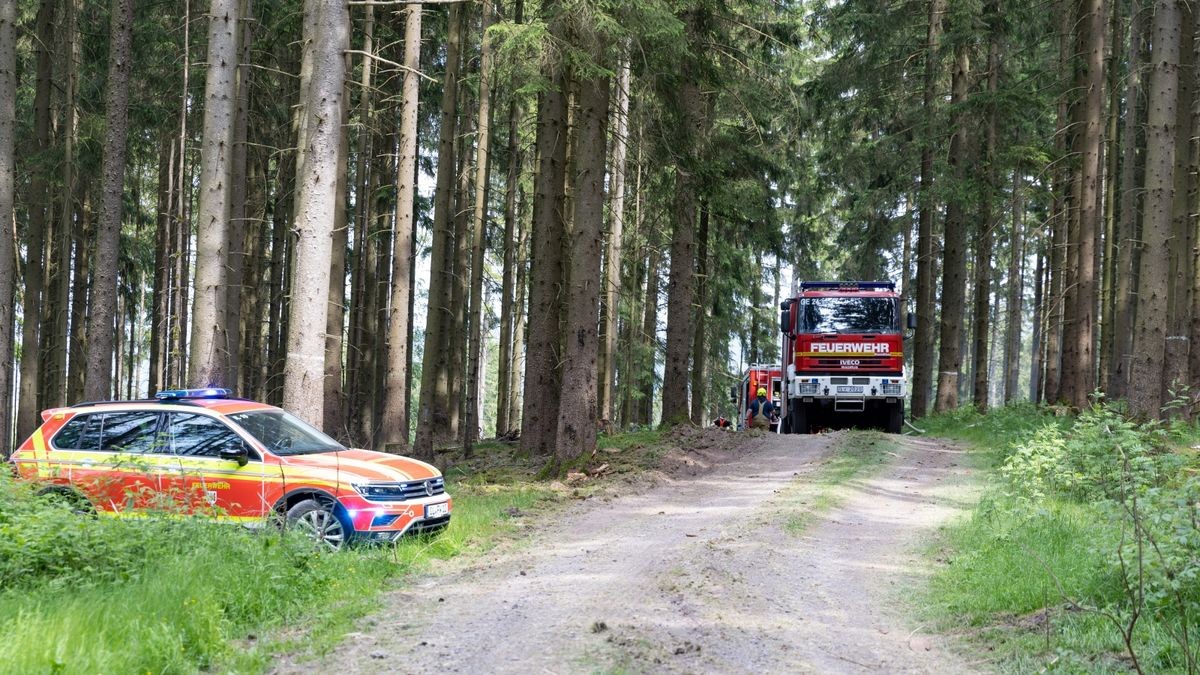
[8,389,451,549]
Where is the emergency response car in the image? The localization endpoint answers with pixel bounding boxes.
[731,364,783,431]
[8,389,451,549]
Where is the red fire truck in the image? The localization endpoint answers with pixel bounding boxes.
[731,364,783,431]
[778,281,914,434]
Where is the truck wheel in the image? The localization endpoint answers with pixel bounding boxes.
[886,401,904,434]
[790,399,809,434]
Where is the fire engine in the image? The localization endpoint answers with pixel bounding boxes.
[778,281,914,434]
[731,364,782,431]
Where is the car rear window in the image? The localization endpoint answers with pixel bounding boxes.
[52,411,163,453]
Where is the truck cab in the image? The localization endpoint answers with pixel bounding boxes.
[779,281,912,434]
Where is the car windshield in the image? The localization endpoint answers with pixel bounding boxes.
[227,410,345,456]
[800,297,898,333]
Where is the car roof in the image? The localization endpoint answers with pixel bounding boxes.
[47,397,278,417]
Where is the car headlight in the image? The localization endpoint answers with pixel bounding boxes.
[352,483,407,500]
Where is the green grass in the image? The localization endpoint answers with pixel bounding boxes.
[920,403,1200,673]
[777,430,896,534]
[0,473,552,675]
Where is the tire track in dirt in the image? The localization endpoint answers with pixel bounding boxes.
[272,432,978,674]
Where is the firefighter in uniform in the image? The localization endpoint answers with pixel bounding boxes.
[747,387,775,430]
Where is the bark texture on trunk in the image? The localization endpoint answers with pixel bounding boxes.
[190,0,240,388]
[496,0,525,437]
[1130,0,1181,419]
[85,0,135,401]
[1061,0,1105,409]
[1003,168,1025,402]
[934,40,970,413]
[554,72,610,466]
[415,3,463,459]
[912,0,943,419]
[598,50,630,431]
[689,203,710,425]
[1111,0,1142,400]
[381,2,421,453]
[18,0,54,433]
[282,0,349,426]
[0,0,16,450]
[465,0,496,453]
[520,0,568,457]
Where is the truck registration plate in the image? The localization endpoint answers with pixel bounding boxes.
[837,385,863,393]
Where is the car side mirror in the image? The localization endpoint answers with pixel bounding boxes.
[729,386,737,404]
[907,312,917,330]
[219,442,249,467]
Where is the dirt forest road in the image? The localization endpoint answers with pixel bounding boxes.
[277,431,980,674]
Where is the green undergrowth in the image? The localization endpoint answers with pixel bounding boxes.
[780,430,896,534]
[921,402,1200,673]
[0,428,685,674]
[0,467,551,674]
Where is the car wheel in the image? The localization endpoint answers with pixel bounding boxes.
[36,486,95,515]
[286,499,351,550]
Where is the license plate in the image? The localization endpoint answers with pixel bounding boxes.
[837,385,863,393]
[426,502,449,518]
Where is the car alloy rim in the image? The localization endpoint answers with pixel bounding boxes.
[296,509,345,549]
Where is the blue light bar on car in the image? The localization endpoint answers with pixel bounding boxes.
[154,388,233,400]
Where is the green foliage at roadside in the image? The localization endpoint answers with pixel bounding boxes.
[922,403,1200,672]
[0,473,551,675]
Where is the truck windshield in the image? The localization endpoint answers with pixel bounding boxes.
[228,410,346,456]
[800,297,898,333]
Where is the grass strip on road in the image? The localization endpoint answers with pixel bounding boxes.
[774,430,897,535]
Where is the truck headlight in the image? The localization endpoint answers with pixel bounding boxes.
[882,383,902,395]
[799,382,819,395]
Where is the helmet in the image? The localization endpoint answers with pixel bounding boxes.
[757,387,767,397]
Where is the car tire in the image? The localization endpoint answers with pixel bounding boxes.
[36,486,96,515]
[286,499,352,550]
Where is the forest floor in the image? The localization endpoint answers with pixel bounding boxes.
[272,429,983,674]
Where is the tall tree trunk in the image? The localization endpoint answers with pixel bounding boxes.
[415,3,464,458]
[1003,167,1025,402]
[448,72,475,443]
[1111,0,1143,400]
[283,0,349,426]
[1043,0,1073,404]
[84,0,135,401]
[465,0,496,453]
[1099,0,1122,393]
[1189,5,1200,386]
[508,205,527,429]
[496,0,525,437]
[381,3,420,452]
[639,225,660,426]
[520,0,568,457]
[1029,241,1045,401]
[912,0,943,419]
[553,70,610,468]
[1130,0,1182,419]
[972,13,1000,411]
[17,0,54,433]
[690,203,710,425]
[1061,0,1104,408]
[0,0,16,449]
[1164,4,1195,392]
[152,135,173,394]
[598,49,630,431]
[171,1,193,389]
[661,11,709,426]
[189,0,240,387]
[226,0,254,392]
[934,38,970,413]
[323,52,352,437]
